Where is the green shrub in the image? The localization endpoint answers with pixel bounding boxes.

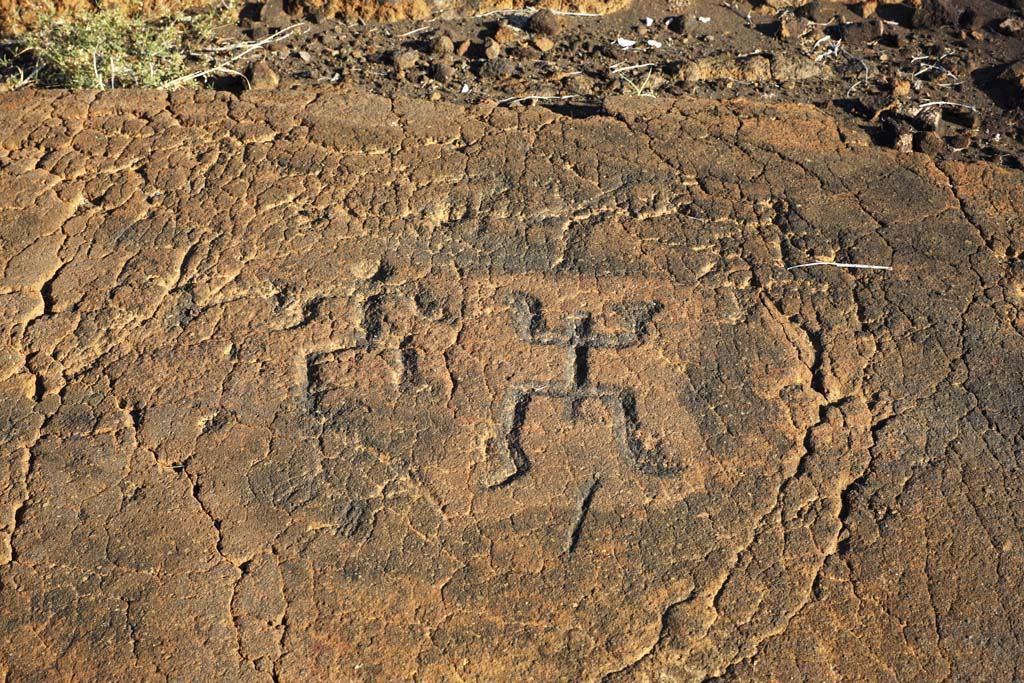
[20,6,191,88]
[10,1,242,90]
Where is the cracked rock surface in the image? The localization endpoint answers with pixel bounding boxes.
[0,89,1022,682]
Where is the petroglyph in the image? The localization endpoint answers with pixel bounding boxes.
[483,293,670,487]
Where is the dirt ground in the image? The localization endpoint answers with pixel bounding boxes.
[201,0,1024,168]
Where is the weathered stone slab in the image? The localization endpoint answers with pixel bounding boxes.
[0,90,1022,682]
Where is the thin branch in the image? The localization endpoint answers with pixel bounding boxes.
[915,100,977,112]
[610,62,656,74]
[397,25,432,38]
[787,261,892,271]
[498,94,576,105]
[166,23,306,89]
[194,22,307,54]
[474,7,604,17]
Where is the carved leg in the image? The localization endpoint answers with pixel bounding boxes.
[481,386,533,488]
[603,389,676,476]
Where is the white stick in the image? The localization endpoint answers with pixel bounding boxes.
[787,261,892,271]
[498,94,576,105]
[610,63,656,74]
[916,100,977,112]
[397,25,432,38]
[474,7,604,17]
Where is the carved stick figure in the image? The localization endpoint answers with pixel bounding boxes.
[482,293,673,488]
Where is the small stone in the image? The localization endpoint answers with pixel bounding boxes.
[432,62,454,83]
[533,36,555,52]
[667,15,701,35]
[840,19,883,47]
[247,61,279,90]
[852,0,877,17]
[484,39,502,60]
[528,9,563,36]
[494,23,522,45]
[480,57,514,79]
[858,92,897,120]
[456,40,471,56]
[509,45,542,60]
[948,133,971,149]
[913,131,944,155]
[894,131,914,153]
[882,116,914,152]
[796,0,841,23]
[259,0,289,29]
[298,50,311,63]
[766,19,788,39]
[912,107,942,131]
[1000,60,1024,89]
[942,108,981,129]
[911,0,959,29]
[958,8,980,30]
[392,50,419,71]
[430,35,455,56]
[998,15,1024,36]
[892,79,911,97]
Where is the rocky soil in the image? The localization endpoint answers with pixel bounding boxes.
[218,0,1024,168]
[2,0,1022,163]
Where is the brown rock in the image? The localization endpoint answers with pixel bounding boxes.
[431,61,453,82]
[493,22,523,45]
[392,49,419,70]
[998,15,1024,36]
[667,14,710,35]
[942,107,981,129]
[480,55,514,78]
[851,0,877,17]
[859,92,898,120]
[259,0,290,27]
[913,130,943,154]
[883,115,915,152]
[1001,60,1024,90]
[795,0,843,22]
[911,0,959,28]
[528,8,563,36]
[948,132,971,149]
[533,35,555,52]
[429,34,455,56]
[840,18,883,46]
[0,89,1022,683]
[912,106,941,131]
[246,60,279,89]
[775,14,809,39]
[484,38,502,60]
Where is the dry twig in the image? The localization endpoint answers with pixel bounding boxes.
[787,261,892,271]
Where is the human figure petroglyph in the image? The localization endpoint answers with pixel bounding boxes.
[482,293,675,487]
